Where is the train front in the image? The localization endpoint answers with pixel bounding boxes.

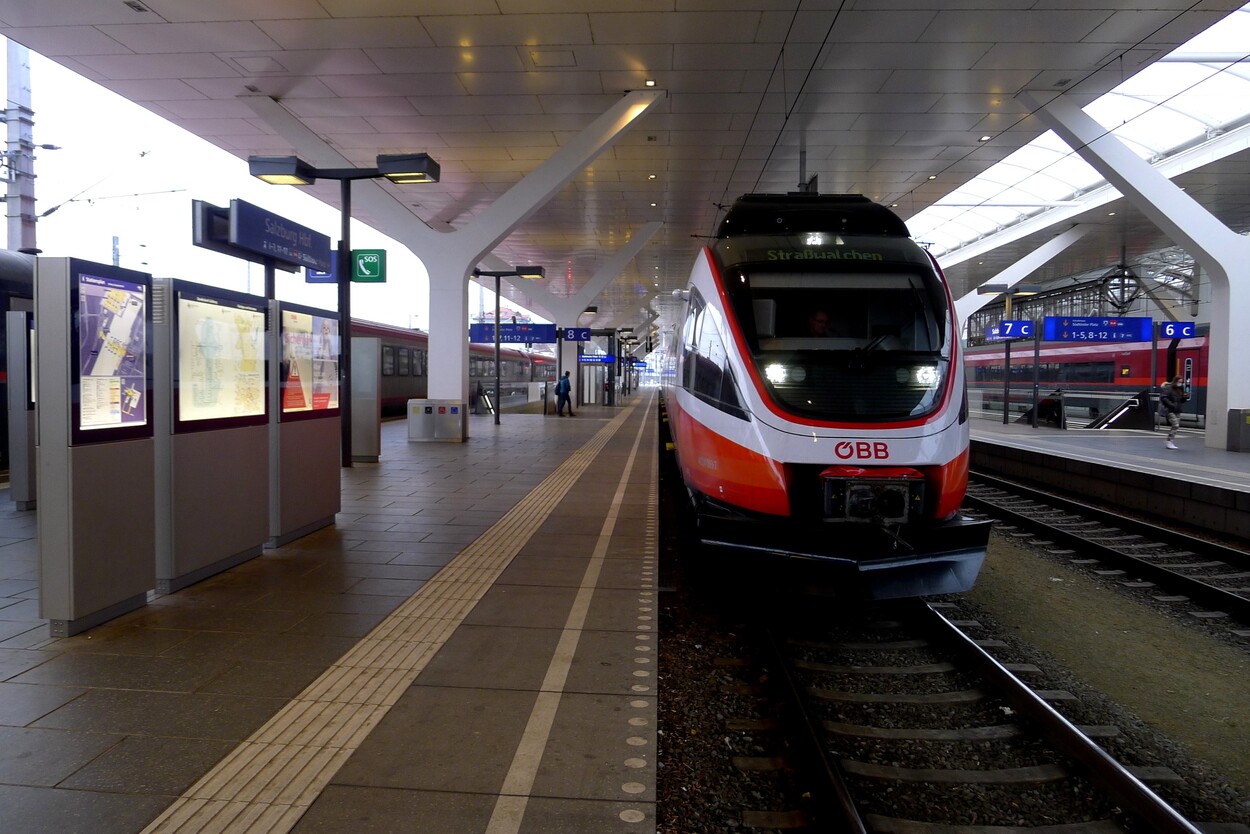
[672,194,990,599]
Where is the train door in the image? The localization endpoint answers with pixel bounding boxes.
[1177,347,1202,421]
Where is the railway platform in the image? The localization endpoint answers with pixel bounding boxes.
[0,392,659,834]
[969,416,1250,543]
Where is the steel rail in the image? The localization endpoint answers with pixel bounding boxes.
[966,472,1250,623]
[921,602,1204,834]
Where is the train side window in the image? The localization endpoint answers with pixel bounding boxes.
[382,345,395,376]
[398,347,410,375]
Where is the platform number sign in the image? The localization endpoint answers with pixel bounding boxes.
[1158,321,1196,339]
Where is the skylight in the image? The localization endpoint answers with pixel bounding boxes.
[907,3,1250,257]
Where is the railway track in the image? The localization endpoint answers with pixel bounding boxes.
[964,471,1250,636]
[759,598,1210,832]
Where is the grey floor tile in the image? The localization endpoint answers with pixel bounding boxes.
[416,624,562,691]
[0,784,171,834]
[293,786,496,834]
[0,682,87,726]
[330,686,537,793]
[0,725,123,786]
[59,734,237,795]
[32,688,282,740]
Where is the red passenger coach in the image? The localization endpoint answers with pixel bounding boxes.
[664,193,990,599]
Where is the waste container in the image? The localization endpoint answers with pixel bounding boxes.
[407,399,466,442]
[1228,409,1250,452]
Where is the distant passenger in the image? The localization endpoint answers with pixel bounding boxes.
[555,370,575,417]
[1159,375,1188,450]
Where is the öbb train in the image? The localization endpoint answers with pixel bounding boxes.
[663,193,989,599]
[963,331,1208,427]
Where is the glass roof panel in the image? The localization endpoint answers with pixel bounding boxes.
[907,5,1250,259]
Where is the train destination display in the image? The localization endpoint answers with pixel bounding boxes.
[77,273,147,430]
[281,309,340,413]
[177,291,266,422]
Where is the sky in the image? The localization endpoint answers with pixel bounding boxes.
[3,41,522,332]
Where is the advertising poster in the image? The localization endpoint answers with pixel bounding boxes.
[282,309,339,413]
[77,273,147,430]
[177,292,266,421]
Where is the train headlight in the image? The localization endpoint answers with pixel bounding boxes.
[913,365,939,386]
[765,363,787,384]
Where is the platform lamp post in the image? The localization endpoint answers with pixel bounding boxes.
[472,266,545,425]
[978,282,1042,425]
[249,153,440,466]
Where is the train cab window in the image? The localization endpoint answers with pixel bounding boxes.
[382,345,395,376]
[744,272,950,421]
[397,347,410,376]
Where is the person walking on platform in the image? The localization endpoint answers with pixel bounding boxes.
[1159,375,1188,450]
[555,370,575,417]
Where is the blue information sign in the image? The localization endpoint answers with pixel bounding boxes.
[468,323,557,344]
[561,327,592,341]
[1158,321,1196,339]
[229,199,332,271]
[306,264,335,284]
[1042,316,1153,342]
[985,320,1033,341]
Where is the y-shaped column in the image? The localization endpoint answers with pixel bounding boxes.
[1020,90,1250,449]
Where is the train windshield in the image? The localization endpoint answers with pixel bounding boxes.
[742,271,951,421]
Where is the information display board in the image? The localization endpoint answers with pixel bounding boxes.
[279,303,340,420]
[1042,316,1153,343]
[173,281,268,431]
[71,266,152,444]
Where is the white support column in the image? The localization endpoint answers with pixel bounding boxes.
[1019,90,1250,449]
[954,224,1092,329]
[242,91,667,435]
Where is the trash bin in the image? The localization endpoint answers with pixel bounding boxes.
[1228,409,1250,452]
[407,399,435,441]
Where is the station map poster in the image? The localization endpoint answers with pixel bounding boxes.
[176,289,267,424]
[281,307,340,415]
[77,273,147,431]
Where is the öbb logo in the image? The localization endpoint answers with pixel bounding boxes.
[834,441,890,460]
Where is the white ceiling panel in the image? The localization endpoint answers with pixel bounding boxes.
[0,0,1245,336]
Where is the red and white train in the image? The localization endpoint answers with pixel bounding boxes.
[663,193,989,599]
[350,319,557,416]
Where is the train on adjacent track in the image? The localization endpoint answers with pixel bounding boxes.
[352,319,557,416]
[662,193,990,600]
[963,330,1209,427]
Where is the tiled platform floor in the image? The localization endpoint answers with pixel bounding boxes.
[0,393,658,834]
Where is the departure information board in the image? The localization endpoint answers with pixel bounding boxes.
[1042,316,1153,342]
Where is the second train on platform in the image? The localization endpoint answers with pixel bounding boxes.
[663,193,990,599]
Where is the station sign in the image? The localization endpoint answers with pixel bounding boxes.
[468,323,557,344]
[1042,316,1152,343]
[560,327,592,342]
[1158,321,1196,339]
[984,320,1033,341]
[229,199,332,271]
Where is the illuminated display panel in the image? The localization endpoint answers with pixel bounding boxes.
[280,304,340,419]
[174,283,268,430]
[72,269,151,443]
